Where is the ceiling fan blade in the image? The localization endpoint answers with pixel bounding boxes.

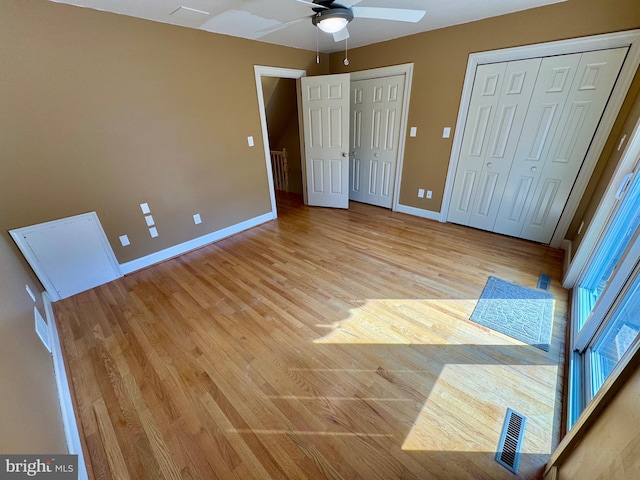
[256,15,308,33]
[295,0,329,9]
[351,7,426,22]
[333,26,350,42]
[337,0,363,7]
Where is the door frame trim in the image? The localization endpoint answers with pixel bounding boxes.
[254,63,414,214]
[441,29,640,248]
[254,65,308,217]
[350,63,414,211]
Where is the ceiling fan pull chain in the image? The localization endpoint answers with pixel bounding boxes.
[316,26,320,63]
[344,36,349,66]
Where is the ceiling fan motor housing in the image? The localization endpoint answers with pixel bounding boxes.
[312,7,354,27]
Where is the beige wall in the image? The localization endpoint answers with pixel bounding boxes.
[0,0,327,264]
[264,78,296,149]
[277,113,304,195]
[261,76,280,106]
[555,362,640,478]
[0,236,67,453]
[329,0,640,216]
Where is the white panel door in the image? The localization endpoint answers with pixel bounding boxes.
[301,74,350,208]
[350,80,366,203]
[349,75,405,209]
[518,48,628,243]
[447,62,508,225]
[10,212,122,300]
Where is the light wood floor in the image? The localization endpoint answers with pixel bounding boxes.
[55,193,568,480]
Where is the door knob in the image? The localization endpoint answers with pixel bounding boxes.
[342,152,348,157]
[487,162,493,168]
[531,166,537,173]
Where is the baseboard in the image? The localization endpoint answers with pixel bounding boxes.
[43,292,89,480]
[120,212,274,274]
[395,204,441,221]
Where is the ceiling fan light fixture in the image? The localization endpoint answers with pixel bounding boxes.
[317,16,348,33]
[313,8,353,33]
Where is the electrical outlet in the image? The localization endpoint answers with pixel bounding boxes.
[418,188,425,198]
[443,127,451,138]
[193,213,202,225]
[140,202,150,214]
[410,127,417,137]
[426,190,432,199]
[149,227,158,238]
[119,235,130,247]
[247,136,254,147]
[144,215,155,227]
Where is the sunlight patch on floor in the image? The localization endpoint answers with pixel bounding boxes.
[265,395,414,403]
[311,298,516,345]
[402,363,558,454]
[226,429,393,438]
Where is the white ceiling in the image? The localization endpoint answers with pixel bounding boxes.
[50,0,567,53]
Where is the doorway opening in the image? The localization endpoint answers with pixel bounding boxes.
[254,66,307,218]
[255,64,414,216]
[262,77,305,210]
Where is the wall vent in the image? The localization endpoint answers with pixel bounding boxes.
[537,273,551,291]
[496,408,526,474]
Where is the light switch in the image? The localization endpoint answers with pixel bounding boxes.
[140,202,150,214]
[418,188,425,198]
[193,214,202,225]
[426,190,433,199]
[149,227,158,238]
[247,136,254,147]
[443,127,451,138]
[119,235,130,247]
[410,127,417,137]
[145,215,155,227]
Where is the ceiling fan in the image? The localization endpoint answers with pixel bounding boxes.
[261,0,426,43]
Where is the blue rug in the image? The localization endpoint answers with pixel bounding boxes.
[470,276,554,351]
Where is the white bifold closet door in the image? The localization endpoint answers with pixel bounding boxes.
[349,75,405,209]
[448,58,541,231]
[448,47,627,243]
